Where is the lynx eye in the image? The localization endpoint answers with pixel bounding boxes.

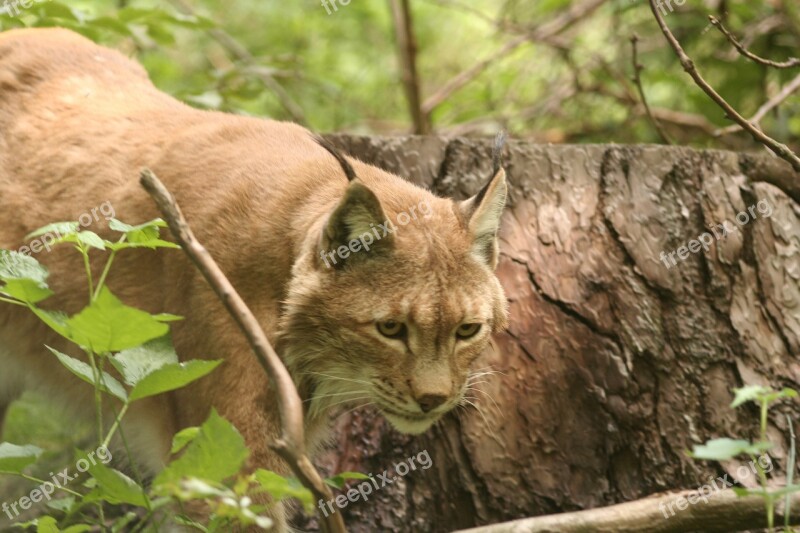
[456,323,482,339]
[377,320,406,339]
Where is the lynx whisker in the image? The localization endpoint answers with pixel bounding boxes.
[465,385,502,415]
[461,398,491,427]
[304,390,371,403]
[305,371,373,387]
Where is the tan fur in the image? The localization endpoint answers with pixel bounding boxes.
[0,28,508,529]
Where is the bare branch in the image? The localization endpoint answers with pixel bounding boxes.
[167,0,308,125]
[630,34,673,144]
[421,0,608,114]
[648,0,800,172]
[709,15,800,69]
[389,0,430,134]
[139,169,345,533]
[716,72,800,136]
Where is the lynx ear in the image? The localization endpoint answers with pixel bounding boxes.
[460,168,507,269]
[318,181,393,269]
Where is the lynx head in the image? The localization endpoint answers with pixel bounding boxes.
[281,139,508,435]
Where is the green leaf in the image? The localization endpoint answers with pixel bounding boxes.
[1,278,53,304]
[36,516,60,533]
[129,360,221,401]
[76,231,106,251]
[31,307,70,338]
[47,346,128,402]
[153,313,184,323]
[690,438,772,461]
[731,386,798,408]
[108,218,178,250]
[66,287,169,353]
[171,427,200,454]
[110,337,220,402]
[155,410,248,487]
[0,250,53,303]
[325,471,370,490]
[110,336,179,387]
[89,463,150,507]
[34,2,85,22]
[255,470,313,510]
[25,222,80,240]
[46,496,75,513]
[61,525,91,533]
[88,17,133,36]
[731,385,772,408]
[0,442,43,473]
[110,512,139,533]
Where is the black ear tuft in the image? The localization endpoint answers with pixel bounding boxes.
[491,130,508,177]
[312,134,357,182]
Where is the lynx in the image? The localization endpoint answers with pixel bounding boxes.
[0,28,508,528]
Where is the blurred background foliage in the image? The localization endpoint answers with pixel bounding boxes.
[0,0,798,150]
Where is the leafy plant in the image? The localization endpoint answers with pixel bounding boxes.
[0,218,359,531]
[690,385,799,532]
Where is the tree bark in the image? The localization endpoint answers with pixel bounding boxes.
[293,137,800,532]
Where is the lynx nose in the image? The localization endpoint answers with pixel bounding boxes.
[416,394,448,413]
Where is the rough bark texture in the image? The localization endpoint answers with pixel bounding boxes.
[293,137,800,532]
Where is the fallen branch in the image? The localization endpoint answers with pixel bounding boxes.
[648,0,800,172]
[454,488,800,533]
[139,169,345,533]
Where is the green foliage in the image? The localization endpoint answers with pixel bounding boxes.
[1,0,796,147]
[0,217,362,531]
[0,444,43,474]
[690,385,799,532]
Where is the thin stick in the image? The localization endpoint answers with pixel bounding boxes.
[648,0,800,172]
[709,16,800,69]
[630,34,673,144]
[716,72,800,136]
[139,169,345,533]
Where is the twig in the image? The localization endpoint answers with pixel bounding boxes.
[421,0,608,114]
[648,0,800,172]
[139,169,345,533]
[716,72,800,136]
[167,0,308,126]
[389,0,430,134]
[454,488,800,533]
[630,34,673,144]
[709,16,800,69]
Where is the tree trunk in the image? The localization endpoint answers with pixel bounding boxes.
[293,137,800,532]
